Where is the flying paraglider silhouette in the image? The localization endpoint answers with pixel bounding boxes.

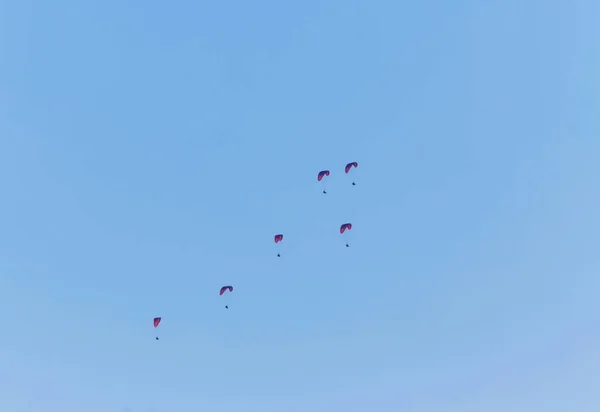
[220,285,233,309]
[345,162,358,185]
[340,223,352,247]
[153,317,161,340]
[317,170,330,194]
[274,233,283,257]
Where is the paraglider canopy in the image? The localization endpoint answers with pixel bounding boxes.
[220,285,234,295]
[317,170,330,181]
[345,162,358,173]
[274,234,283,243]
[340,223,352,234]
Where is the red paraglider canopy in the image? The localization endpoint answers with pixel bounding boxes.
[220,286,233,295]
[317,170,330,181]
[345,162,358,173]
[340,223,352,234]
[153,317,161,328]
[274,234,283,243]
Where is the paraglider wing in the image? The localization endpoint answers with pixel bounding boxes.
[344,162,358,174]
[317,170,330,181]
[274,234,283,243]
[153,317,161,328]
[340,223,352,234]
[220,285,234,295]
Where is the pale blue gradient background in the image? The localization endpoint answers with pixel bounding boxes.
[1,1,600,411]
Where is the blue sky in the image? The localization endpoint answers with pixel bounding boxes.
[1,1,600,411]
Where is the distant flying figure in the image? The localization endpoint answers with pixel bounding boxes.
[317,170,330,194]
[340,223,353,247]
[274,234,283,257]
[345,162,358,185]
[153,317,161,341]
[220,286,233,309]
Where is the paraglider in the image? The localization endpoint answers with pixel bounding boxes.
[317,170,330,194]
[340,223,352,247]
[153,317,161,340]
[274,233,283,257]
[345,162,358,185]
[220,286,233,295]
[220,285,233,309]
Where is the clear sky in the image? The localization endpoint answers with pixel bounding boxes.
[1,1,600,411]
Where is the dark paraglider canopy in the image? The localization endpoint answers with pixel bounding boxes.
[340,223,352,234]
[317,170,330,181]
[220,285,233,295]
[344,162,358,173]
